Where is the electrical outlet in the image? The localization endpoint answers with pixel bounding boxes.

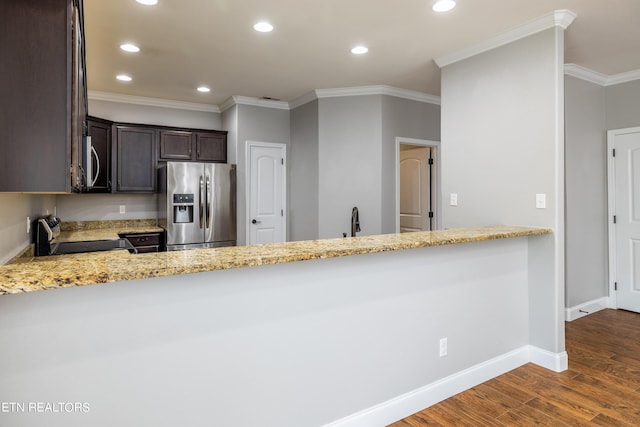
[439,337,448,357]
[450,193,458,206]
[119,205,126,214]
[535,193,546,209]
[26,217,30,234]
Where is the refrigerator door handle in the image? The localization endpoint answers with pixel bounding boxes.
[199,176,204,229]
[206,175,212,229]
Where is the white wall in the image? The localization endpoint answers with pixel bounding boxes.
[381,96,441,233]
[606,80,640,130]
[88,99,221,129]
[221,104,238,164]
[0,237,530,427]
[441,31,559,229]
[56,193,157,221]
[440,28,566,354]
[290,100,319,241]
[564,76,607,308]
[318,96,383,238]
[0,194,56,263]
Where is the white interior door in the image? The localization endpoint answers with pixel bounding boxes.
[248,142,286,245]
[400,147,432,232]
[611,128,640,312]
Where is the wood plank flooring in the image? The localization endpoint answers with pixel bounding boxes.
[390,309,640,426]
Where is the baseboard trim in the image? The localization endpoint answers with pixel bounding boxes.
[565,297,608,322]
[325,346,568,427]
[324,346,534,427]
[529,346,568,372]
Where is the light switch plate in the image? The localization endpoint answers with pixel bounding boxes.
[450,193,458,206]
[536,194,546,209]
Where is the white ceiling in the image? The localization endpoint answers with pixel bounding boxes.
[84,0,640,107]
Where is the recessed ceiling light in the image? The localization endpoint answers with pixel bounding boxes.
[136,0,158,5]
[120,43,140,53]
[116,74,132,82]
[253,22,274,33]
[432,0,456,12]
[351,46,368,55]
[197,86,211,93]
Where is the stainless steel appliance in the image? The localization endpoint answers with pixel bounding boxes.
[82,135,100,189]
[34,215,136,256]
[158,162,236,250]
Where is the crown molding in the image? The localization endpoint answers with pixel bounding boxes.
[564,64,640,86]
[229,96,290,111]
[219,97,236,113]
[92,85,441,114]
[87,91,220,113]
[232,86,440,110]
[563,64,608,86]
[434,9,577,68]
[289,91,319,109]
[607,69,640,86]
[313,85,441,105]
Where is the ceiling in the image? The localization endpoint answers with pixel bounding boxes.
[84,0,640,107]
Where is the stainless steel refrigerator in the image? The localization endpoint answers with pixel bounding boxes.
[158,162,236,250]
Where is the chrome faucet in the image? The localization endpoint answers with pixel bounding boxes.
[351,207,361,237]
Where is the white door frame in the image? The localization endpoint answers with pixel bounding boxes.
[395,137,441,233]
[246,140,287,244]
[607,126,640,309]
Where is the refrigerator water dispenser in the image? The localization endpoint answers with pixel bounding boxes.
[173,194,194,223]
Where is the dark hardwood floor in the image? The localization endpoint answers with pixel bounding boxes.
[390,308,640,426]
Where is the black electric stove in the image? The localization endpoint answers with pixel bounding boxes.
[34,215,137,256]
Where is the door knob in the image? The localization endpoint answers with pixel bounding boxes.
[252,219,261,224]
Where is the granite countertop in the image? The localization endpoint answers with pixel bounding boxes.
[0,225,551,296]
[54,226,164,243]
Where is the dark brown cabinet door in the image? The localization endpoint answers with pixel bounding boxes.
[114,126,157,193]
[86,117,112,192]
[196,132,227,162]
[159,130,194,160]
[0,0,86,192]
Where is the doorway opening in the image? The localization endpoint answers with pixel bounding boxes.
[395,137,441,233]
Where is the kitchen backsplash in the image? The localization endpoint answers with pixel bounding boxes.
[56,193,157,222]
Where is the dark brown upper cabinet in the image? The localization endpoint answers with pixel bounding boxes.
[159,130,227,163]
[159,130,194,160]
[113,126,157,193]
[196,132,227,163]
[160,129,227,163]
[0,0,87,193]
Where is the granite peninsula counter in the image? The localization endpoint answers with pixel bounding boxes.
[0,225,549,295]
[0,223,559,427]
